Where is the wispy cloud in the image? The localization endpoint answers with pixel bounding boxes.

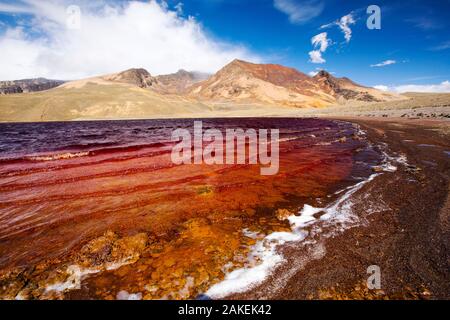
[274,0,324,24]
[406,17,443,30]
[405,75,444,82]
[338,14,356,43]
[370,60,397,67]
[0,3,33,14]
[429,40,450,51]
[308,51,325,63]
[375,81,450,93]
[320,12,356,43]
[311,32,329,51]
[0,0,260,80]
[373,85,389,92]
[309,32,330,63]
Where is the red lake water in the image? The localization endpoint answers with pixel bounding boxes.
[0,118,383,299]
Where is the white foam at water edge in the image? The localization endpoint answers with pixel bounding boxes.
[288,205,322,229]
[19,258,138,299]
[42,265,99,295]
[207,126,411,298]
[379,142,409,170]
[205,172,381,299]
[380,153,409,172]
[28,151,90,161]
[116,290,142,300]
[241,228,261,239]
[278,137,300,143]
[206,140,407,298]
[205,231,306,298]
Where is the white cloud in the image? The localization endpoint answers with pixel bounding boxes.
[311,32,329,51]
[309,32,329,64]
[320,12,356,43]
[308,51,325,63]
[374,81,450,93]
[374,85,389,91]
[274,0,324,24]
[338,14,356,43]
[370,60,397,67]
[0,0,260,80]
[174,3,183,15]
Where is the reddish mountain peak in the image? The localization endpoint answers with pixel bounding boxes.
[190,59,400,105]
[153,69,210,94]
[313,70,335,80]
[107,68,156,88]
[217,59,252,73]
[118,68,152,78]
[219,59,311,87]
[314,70,365,87]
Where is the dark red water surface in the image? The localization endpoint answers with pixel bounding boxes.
[0,118,381,299]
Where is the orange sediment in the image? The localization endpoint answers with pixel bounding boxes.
[0,119,369,299]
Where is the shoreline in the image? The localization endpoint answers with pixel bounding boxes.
[224,117,449,300]
[0,116,448,300]
[0,118,366,300]
[1,92,450,124]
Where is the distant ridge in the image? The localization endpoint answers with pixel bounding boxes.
[0,78,65,94]
[0,59,407,122]
[154,69,210,94]
[103,68,157,88]
[313,70,391,102]
[98,68,209,94]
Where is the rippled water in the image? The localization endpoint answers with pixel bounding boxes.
[0,118,383,300]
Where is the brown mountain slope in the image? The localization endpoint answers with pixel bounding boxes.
[0,68,291,122]
[96,68,209,94]
[153,69,210,94]
[189,59,335,108]
[102,68,157,88]
[0,62,408,122]
[313,70,403,103]
[0,79,213,122]
[189,59,404,108]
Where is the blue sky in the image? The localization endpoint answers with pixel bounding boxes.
[172,0,450,87]
[0,0,449,91]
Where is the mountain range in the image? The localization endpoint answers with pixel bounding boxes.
[0,78,66,95]
[0,59,405,122]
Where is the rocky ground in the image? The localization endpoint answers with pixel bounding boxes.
[299,93,450,120]
[227,117,450,300]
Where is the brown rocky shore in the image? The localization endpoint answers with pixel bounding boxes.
[0,117,448,300]
[228,117,450,300]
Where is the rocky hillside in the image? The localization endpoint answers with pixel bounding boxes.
[188,60,404,107]
[0,78,65,94]
[97,68,208,94]
[0,60,408,122]
[102,68,157,88]
[313,70,400,103]
[154,70,210,94]
[188,59,335,108]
